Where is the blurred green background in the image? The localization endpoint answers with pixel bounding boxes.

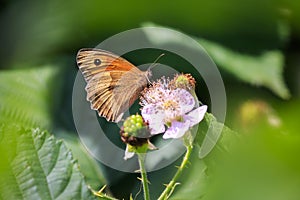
[0,0,300,199]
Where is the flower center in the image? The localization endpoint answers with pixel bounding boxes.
[163,100,178,111]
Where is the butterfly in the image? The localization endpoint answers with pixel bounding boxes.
[76,48,151,123]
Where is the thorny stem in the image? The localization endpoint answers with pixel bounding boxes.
[158,144,193,200]
[138,153,150,200]
[91,185,118,200]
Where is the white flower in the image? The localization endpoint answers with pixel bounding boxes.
[140,77,207,139]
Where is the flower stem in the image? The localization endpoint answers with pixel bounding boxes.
[137,153,150,200]
[158,144,193,200]
[91,185,118,200]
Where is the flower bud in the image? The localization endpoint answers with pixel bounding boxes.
[172,73,196,91]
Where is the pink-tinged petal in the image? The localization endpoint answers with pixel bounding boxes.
[141,104,165,135]
[174,88,195,114]
[163,120,190,139]
[124,145,135,160]
[184,105,207,127]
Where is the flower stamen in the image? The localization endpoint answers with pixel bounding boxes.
[163,100,178,111]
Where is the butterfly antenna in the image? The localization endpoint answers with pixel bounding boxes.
[146,74,152,84]
[146,53,165,84]
[148,53,165,71]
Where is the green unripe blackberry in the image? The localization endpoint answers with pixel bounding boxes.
[123,114,144,136]
[120,114,150,146]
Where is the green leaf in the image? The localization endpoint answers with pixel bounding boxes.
[141,23,290,99]
[0,67,62,129]
[199,39,290,99]
[197,113,239,159]
[201,131,300,200]
[56,131,107,190]
[0,125,97,200]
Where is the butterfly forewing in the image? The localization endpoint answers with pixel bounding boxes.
[77,49,133,82]
[76,48,149,122]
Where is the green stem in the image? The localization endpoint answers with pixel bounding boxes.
[158,144,193,200]
[91,186,118,200]
[94,195,118,200]
[138,153,150,200]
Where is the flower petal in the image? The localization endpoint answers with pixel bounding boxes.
[141,104,165,135]
[173,88,195,114]
[184,105,208,127]
[124,145,135,160]
[163,120,190,139]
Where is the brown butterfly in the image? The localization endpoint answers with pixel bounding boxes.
[76,48,151,122]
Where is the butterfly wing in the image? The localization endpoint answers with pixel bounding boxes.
[76,48,148,122]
